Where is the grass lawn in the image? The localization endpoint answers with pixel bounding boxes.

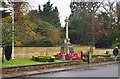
[1,55,117,67]
[1,58,46,67]
[54,60,62,62]
[0,58,62,67]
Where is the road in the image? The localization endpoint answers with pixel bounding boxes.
[30,64,119,77]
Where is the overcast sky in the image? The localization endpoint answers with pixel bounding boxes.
[27,0,71,27]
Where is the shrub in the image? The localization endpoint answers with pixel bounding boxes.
[34,56,39,61]
[50,56,55,62]
[112,42,120,48]
[38,56,47,62]
[91,54,111,58]
[31,56,34,60]
[91,54,98,58]
[39,37,54,47]
[32,56,55,62]
[101,54,111,57]
[22,37,54,47]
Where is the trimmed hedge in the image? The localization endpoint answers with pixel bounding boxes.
[112,42,120,48]
[91,54,111,58]
[32,56,55,62]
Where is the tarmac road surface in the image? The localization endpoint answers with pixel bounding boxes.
[30,64,119,77]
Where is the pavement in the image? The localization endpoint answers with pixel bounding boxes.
[2,61,120,79]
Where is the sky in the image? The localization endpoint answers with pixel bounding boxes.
[27,0,71,27]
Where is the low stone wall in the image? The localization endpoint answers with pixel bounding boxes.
[10,46,91,58]
[1,46,118,59]
[94,49,113,54]
[2,60,82,73]
[1,58,116,73]
[91,58,113,63]
[14,47,60,58]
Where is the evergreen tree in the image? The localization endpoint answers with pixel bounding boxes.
[69,10,92,45]
[42,1,61,27]
[52,6,61,26]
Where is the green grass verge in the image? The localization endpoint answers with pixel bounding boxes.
[54,60,62,62]
[82,62,88,64]
[1,58,45,67]
[0,58,62,67]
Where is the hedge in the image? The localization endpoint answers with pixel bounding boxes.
[32,56,55,62]
[91,54,111,58]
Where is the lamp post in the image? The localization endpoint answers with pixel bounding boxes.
[1,1,15,62]
[8,0,15,59]
[11,6,15,59]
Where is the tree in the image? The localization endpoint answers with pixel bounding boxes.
[26,10,40,23]
[52,7,61,26]
[69,1,120,48]
[1,1,12,45]
[69,1,102,46]
[2,16,12,45]
[69,10,92,45]
[116,1,120,24]
[27,1,61,27]
[70,1,102,17]
[34,21,62,46]
[22,1,63,46]
[95,1,120,48]
[2,0,63,47]
[41,1,61,27]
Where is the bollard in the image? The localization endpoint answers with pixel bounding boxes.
[70,53,72,60]
[2,47,4,63]
[87,51,90,64]
[80,51,83,60]
[62,53,65,61]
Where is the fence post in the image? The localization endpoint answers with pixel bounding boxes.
[62,53,65,61]
[87,51,90,64]
[80,51,83,60]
